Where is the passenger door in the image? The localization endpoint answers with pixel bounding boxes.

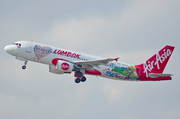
[26,42,33,53]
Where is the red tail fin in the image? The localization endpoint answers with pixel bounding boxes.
[142,45,175,73]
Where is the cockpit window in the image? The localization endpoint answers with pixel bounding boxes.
[12,43,21,46]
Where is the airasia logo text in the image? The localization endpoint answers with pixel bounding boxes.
[143,49,172,77]
[61,62,70,70]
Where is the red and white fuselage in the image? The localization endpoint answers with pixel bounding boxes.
[4,41,174,83]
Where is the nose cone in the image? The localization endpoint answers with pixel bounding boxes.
[4,46,8,52]
[4,45,10,53]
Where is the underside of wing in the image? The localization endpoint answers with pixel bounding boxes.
[73,58,119,70]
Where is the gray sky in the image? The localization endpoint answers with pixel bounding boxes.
[1,0,180,119]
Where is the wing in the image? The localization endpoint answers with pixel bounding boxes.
[73,58,119,70]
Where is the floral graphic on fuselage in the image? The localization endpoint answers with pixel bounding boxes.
[103,63,139,80]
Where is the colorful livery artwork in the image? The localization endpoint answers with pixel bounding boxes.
[4,41,174,83]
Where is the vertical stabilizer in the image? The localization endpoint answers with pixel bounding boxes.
[142,45,175,73]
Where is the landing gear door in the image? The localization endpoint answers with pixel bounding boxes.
[26,42,33,53]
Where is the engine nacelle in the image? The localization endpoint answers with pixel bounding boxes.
[56,61,74,73]
[49,65,64,74]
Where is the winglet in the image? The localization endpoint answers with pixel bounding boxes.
[114,57,119,62]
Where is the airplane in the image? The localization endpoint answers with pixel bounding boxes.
[4,41,175,83]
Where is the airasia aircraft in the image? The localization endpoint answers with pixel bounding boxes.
[4,41,174,83]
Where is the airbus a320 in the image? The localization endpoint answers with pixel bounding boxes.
[4,41,174,83]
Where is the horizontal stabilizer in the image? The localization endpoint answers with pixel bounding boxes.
[149,73,173,78]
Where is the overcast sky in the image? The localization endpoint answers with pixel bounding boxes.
[0,0,180,119]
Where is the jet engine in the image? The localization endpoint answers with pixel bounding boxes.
[49,65,64,74]
[49,61,74,74]
[56,61,74,73]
